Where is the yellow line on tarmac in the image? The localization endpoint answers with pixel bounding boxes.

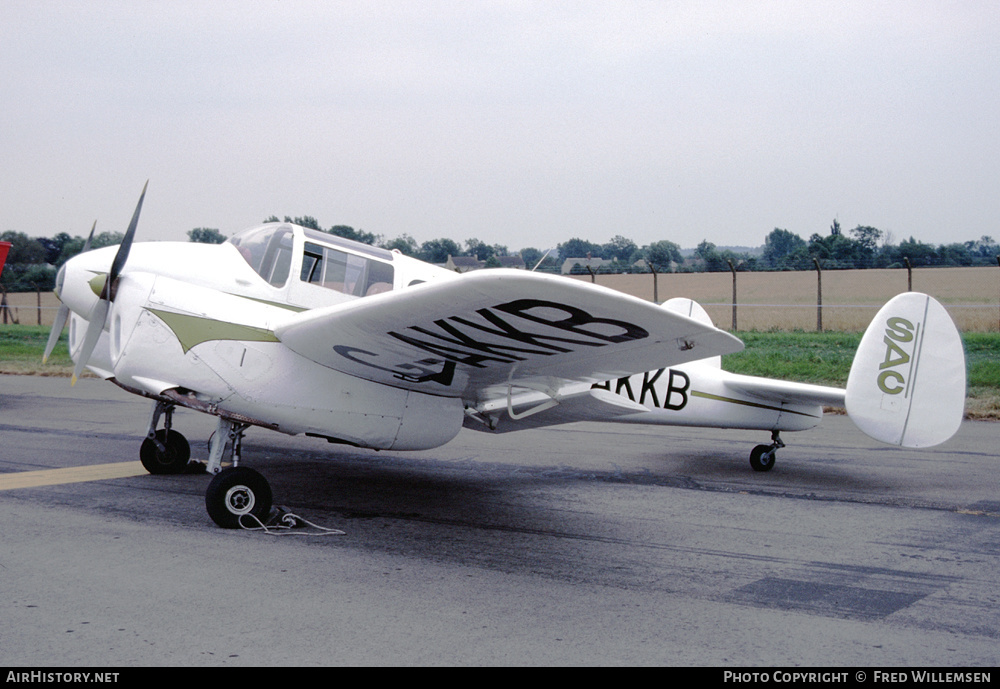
[0,462,149,491]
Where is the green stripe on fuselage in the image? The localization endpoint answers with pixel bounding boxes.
[690,390,820,418]
[147,308,280,353]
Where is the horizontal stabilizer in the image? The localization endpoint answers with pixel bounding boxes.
[723,374,846,408]
[845,292,965,447]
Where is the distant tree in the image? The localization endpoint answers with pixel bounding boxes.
[644,240,683,270]
[896,237,937,266]
[328,224,379,245]
[602,235,639,264]
[55,236,89,266]
[518,247,544,268]
[762,228,807,269]
[966,235,999,261]
[36,233,68,263]
[286,215,322,230]
[808,231,866,268]
[264,215,381,245]
[1,263,56,291]
[465,238,507,261]
[0,231,54,290]
[418,238,462,264]
[849,225,883,262]
[382,234,418,256]
[558,237,604,261]
[0,231,47,265]
[188,228,227,244]
[91,232,125,249]
[695,240,729,272]
[518,247,559,271]
[938,243,974,266]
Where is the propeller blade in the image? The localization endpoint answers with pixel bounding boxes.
[81,219,96,253]
[71,299,109,386]
[44,221,96,364]
[105,180,147,298]
[42,304,69,364]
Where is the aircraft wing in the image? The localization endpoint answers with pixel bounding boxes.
[275,269,744,404]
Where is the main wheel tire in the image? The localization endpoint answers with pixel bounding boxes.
[749,444,775,472]
[205,466,273,529]
[139,429,191,474]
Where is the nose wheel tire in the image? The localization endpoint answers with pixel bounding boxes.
[140,429,191,474]
[205,466,273,529]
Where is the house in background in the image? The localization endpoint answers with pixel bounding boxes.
[560,256,605,275]
[445,255,485,272]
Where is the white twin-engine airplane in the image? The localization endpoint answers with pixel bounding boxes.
[46,184,967,528]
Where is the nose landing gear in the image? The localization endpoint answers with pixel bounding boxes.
[139,402,191,474]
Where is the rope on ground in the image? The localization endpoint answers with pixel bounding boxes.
[237,506,345,536]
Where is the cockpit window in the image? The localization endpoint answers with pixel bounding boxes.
[301,241,394,297]
[228,225,293,288]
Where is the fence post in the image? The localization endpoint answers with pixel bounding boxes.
[727,259,737,331]
[36,285,42,325]
[813,257,823,332]
[646,261,659,304]
[904,257,912,292]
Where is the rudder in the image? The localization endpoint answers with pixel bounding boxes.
[845,292,965,447]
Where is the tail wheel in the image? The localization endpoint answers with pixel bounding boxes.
[140,429,191,474]
[205,466,273,529]
[749,444,776,472]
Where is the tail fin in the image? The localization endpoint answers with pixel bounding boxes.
[662,297,722,368]
[846,292,965,447]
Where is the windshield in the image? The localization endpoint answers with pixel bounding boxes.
[228,225,293,287]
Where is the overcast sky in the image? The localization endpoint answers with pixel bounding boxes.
[3,1,998,252]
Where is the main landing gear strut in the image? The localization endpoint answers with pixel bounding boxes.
[749,430,784,472]
[203,417,273,529]
[140,402,273,528]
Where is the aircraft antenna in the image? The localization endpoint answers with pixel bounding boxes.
[531,248,554,272]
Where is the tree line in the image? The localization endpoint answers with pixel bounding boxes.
[3,216,998,292]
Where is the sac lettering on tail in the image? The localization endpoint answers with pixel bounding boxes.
[877,316,917,396]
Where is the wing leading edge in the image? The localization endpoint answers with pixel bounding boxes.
[275,269,744,402]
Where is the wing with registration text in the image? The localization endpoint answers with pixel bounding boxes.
[275,269,744,403]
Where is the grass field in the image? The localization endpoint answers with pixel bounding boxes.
[2,324,997,420]
[725,331,1000,420]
